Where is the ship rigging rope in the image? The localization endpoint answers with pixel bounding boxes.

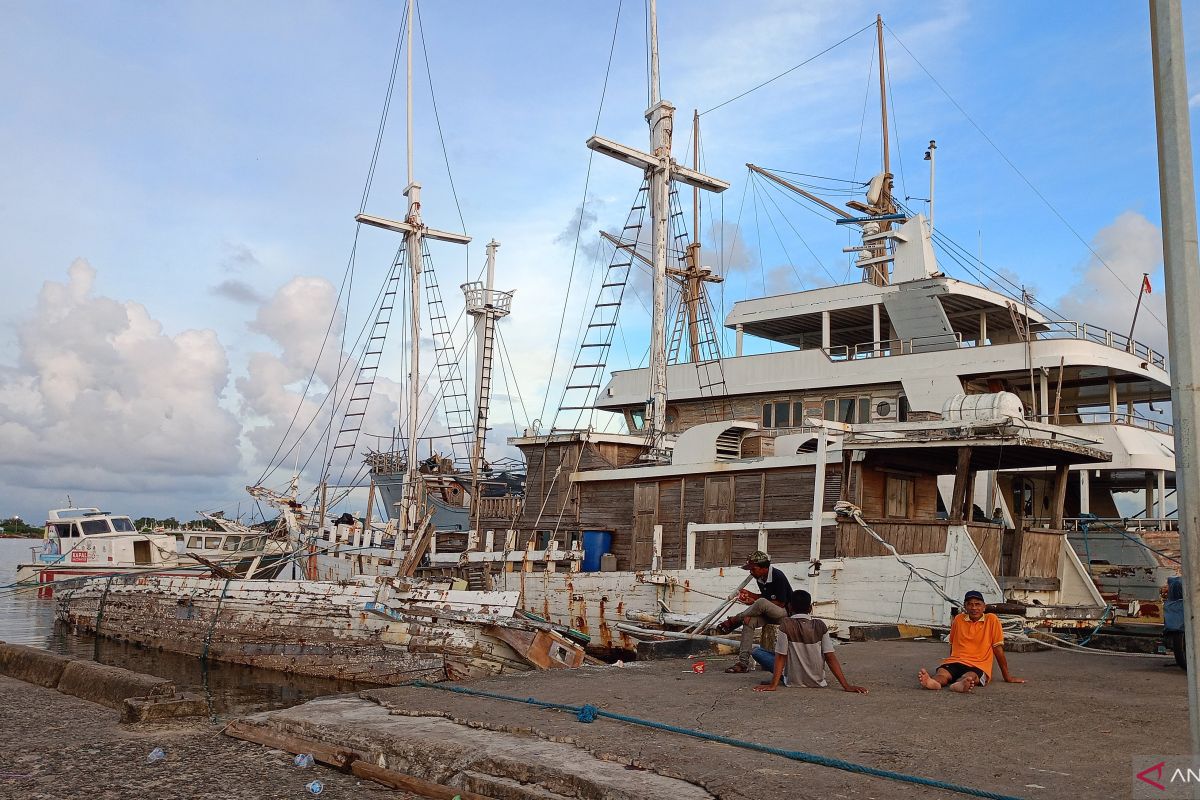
[836,501,959,607]
[255,5,410,488]
[414,0,468,238]
[404,680,1025,800]
[882,22,1166,333]
[537,0,624,428]
[700,22,875,117]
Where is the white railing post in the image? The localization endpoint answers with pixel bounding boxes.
[653,524,663,571]
[757,523,768,553]
[484,529,495,552]
[685,522,697,570]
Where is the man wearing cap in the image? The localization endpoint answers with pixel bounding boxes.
[714,551,793,673]
[918,590,1024,692]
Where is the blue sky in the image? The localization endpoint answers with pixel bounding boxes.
[1,1,1197,524]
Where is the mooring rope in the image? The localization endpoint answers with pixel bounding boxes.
[404,680,1024,800]
[200,578,234,665]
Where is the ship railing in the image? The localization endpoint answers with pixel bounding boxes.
[426,528,583,571]
[462,282,514,316]
[822,320,1166,371]
[826,332,963,361]
[1035,320,1167,370]
[683,517,836,571]
[1034,410,1174,435]
[1063,516,1178,533]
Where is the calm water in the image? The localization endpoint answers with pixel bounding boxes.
[0,537,362,715]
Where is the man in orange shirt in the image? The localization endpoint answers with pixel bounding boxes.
[918,590,1025,692]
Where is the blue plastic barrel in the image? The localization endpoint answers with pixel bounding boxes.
[581,530,612,572]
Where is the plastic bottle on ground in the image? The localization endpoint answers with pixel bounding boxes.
[306,780,324,795]
[294,753,315,768]
[147,747,165,765]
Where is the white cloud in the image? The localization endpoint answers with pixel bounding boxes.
[0,259,241,515]
[1054,211,1166,355]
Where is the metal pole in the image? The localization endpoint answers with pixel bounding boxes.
[926,139,937,234]
[1150,0,1200,755]
[1128,271,1148,346]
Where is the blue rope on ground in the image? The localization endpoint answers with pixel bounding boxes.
[405,680,1024,800]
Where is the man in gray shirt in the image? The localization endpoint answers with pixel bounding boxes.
[751,590,868,693]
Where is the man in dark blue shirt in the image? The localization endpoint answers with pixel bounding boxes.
[714,550,793,673]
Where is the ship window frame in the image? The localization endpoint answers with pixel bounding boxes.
[81,519,110,536]
[773,402,791,428]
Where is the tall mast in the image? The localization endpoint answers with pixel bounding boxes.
[876,14,890,180]
[687,111,701,362]
[646,0,671,452]
[403,0,422,528]
[355,0,470,531]
[464,240,512,533]
[587,0,727,456]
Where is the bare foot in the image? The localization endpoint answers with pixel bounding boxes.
[918,668,941,690]
[949,674,978,693]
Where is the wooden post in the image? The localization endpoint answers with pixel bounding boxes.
[1050,464,1070,530]
[949,447,973,524]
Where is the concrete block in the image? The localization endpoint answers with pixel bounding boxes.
[57,660,175,711]
[1004,638,1051,653]
[122,692,208,723]
[0,643,75,688]
[848,624,936,642]
[635,637,714,661]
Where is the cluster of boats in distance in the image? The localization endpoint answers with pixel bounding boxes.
[20,4,1186,684]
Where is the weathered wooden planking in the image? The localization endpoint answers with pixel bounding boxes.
[1015,528,1065,579]
[57,577,542,684]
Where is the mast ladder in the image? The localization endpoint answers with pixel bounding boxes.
[421,241,474,467]
[558,180,651,415]
[332,247,405,455]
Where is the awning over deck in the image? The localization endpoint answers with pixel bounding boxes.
[841,419,1111,473]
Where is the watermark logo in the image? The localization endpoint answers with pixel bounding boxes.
[1133,757,1200,797]
[1137,762,1166,791]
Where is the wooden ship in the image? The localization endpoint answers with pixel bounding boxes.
[55,574,586,683]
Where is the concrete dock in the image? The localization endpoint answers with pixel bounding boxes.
[0,639,1187,798]
[236,640,1186,799]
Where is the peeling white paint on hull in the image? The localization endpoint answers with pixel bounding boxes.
[55,576,557,684]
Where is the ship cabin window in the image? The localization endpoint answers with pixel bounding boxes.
[629,408,646,431]
[204,536,222,549]
[885,475,914,518]
[898,395,910,422]
[81,519,111,536]
[222,536,242,551]
[111,517,136,533]
[823,397,871,424]
[187,536,204,549]
[239,536,262,552]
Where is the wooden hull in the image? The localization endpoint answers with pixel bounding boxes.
[55,576,572,684]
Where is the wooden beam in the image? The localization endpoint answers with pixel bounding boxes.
[948,447,973,524]
[1049,464,1070,529]
[351,761,490,800]
[224,720,355,770]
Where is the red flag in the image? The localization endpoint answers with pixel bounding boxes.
[1142,274,1152,294]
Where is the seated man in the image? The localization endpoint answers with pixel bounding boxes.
[714,551,792,673]
[918,589,1025,692]
[751,590,867,693]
